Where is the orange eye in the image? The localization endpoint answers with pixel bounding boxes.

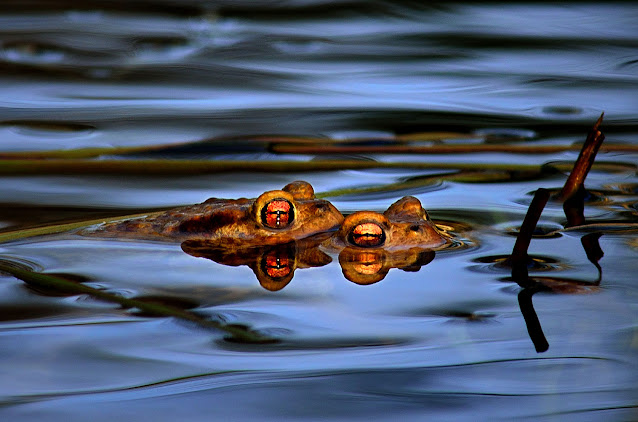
[263,252,293,279]
[348,222,385,247]
[261,199,294,229]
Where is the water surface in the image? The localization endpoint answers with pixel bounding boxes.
[1,2,637,421]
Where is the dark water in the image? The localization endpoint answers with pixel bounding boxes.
[1,2,637,421]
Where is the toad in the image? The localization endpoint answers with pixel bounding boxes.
[86,181,344,246]
[324,196,449,284]
[181,195,448,287]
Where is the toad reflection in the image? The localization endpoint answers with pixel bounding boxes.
[182,196,450,288]
[337,247,435,285]
[181,235,332,291]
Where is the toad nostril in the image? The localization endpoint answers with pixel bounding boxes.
[410,225,421,232]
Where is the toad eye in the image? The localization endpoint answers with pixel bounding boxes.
[348,222,386,247]
[261,199,294,229]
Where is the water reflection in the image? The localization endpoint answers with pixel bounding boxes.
[182,234,439,288]
[338,247,435,285]
[182,235,331,291]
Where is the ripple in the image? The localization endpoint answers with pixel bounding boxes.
[2,120,96,138]
[605,183,638,195]
[128,295,201,317]
[543,161,638,177]
[132,37,197,63]
[323,130,395,141]
[436,237,476,254]
[0,41,69,65]
[434,220,479,254]
[540,105,584,116]
[407,300,503,322]
[617,58,638,70]
[515,187,614,207]
[0,256,42,274]
[325,176,447,202]
[495,221,563,238]
[531,276,600,294]
[437,310,497,322]
[620,201,638,214]
[473,128,537,143]
[218,334,410,351]
[0,302,74,322]
[273,40,325,55]
[25,272,94,298]
[499,275,600,294]
[471,254,566,274]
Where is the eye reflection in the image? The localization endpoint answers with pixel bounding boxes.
[260,251,293,280]
[339,249,387,285]
[348,222,386,247]
[261,199,294,229]
[350,252,384,275]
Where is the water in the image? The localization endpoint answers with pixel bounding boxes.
[1,2,637,421]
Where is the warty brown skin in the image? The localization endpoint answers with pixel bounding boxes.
[327,196,448,251]
[86,181,344,246]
